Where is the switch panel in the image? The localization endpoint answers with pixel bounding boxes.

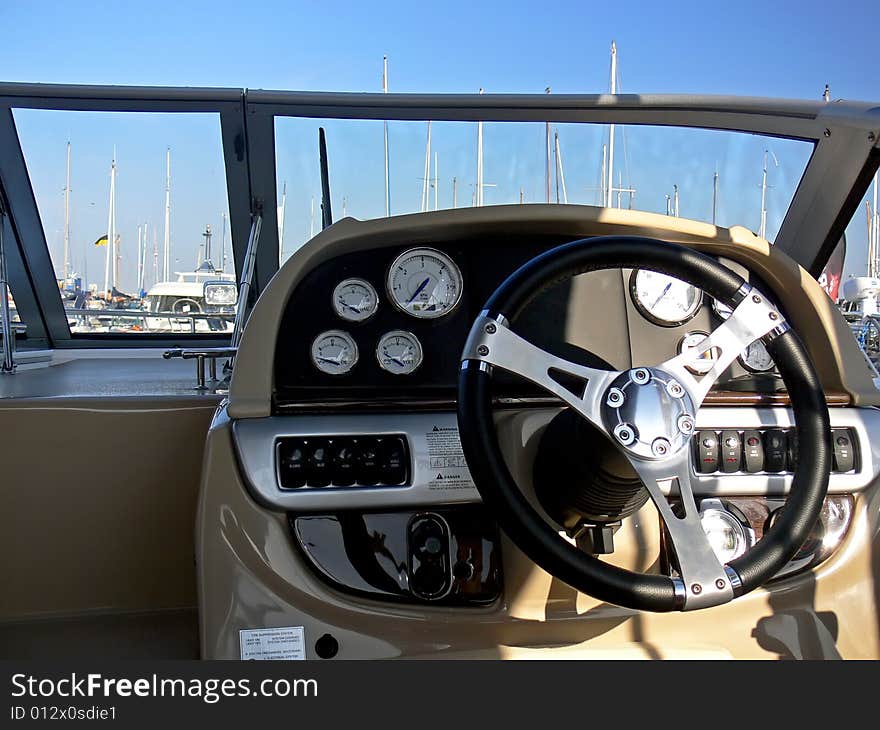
[277,435,410,489]
[692,428,858,475]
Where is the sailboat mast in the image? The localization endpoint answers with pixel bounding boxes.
[141,222,148,291]
[278,181,287,266]
[136,224,143,292]
[421,121,432,212]
[673,184,679,217]
[434,152,439,210]
[867,201,875,278]
[600,143,607,206]
[63,141,71,281]
[220,213,227,273]
[103,156,115,297]
[310,196,315,238]
[152,228,158,287]
[544,87,551,203]
[759,150,768,239]
[477,89,484,208]
[554,131,568,204]
[605,41,617,208]
[452,177,457,209]
[871,173,880,269]
[712,169,719,225]
[383,56,391,217]
[162,147,171,282]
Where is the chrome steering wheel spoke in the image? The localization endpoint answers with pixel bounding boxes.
[462,310,618,430]
[660,285,787,407]
[624,450,735,610]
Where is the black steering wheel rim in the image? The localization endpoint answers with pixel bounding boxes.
[457,236,831,612]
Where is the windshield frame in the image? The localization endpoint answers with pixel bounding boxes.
[0,82,877,350]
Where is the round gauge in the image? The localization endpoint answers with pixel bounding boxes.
[387,247,463,319]
[712,298,734,321]
[630,269,703,327]
[739,340,775,373]
[678,331,720,375]
[376,330,423,375]
[310,330,358,375]
[332,278,378,322]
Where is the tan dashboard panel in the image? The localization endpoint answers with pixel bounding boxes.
[229,204,879,418]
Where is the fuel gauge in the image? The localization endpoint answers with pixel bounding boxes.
[333,278,379,322]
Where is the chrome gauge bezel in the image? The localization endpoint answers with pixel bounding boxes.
[677,330,719,375]
[386,247,463,320]
[376,330,424,375]
[629,268,703,327]
[332,277,379,322]
[310,329,359,375]
[739,339,776,373]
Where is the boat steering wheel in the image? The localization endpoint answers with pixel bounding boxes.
[457,236,831,611]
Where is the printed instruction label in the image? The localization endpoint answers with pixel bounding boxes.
[239,626,305,660]
[425,424,475,491]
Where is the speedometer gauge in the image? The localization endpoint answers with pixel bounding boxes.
[311,330,358,375]
[376,330,423,375]
[630,269,702,327]
[387,247,462,319]
[333,278,378,322]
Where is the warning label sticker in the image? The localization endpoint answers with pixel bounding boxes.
[425,425,475,491]
[239,626,305,660]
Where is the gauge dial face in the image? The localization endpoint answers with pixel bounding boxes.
[310,330,358,375]
[740,340,775,373]
[678,331,720,375]
[332,278,379,322]
[387,248,463,319]
[376,330,423,375]
[631,269,702,326]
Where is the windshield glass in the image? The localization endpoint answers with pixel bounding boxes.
[13,108,233,336]
[275,117,813,261]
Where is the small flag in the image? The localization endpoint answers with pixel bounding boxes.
[93,235,109,247]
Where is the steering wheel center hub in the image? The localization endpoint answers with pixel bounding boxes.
[601,368,695,460]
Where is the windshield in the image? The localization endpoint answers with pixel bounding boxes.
[275,117,813,261]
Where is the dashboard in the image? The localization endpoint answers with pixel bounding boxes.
[273,234,780,410]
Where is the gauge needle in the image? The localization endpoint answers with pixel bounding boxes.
[407,278,430,304]
[651,282,673,309]
[390,357,406,367]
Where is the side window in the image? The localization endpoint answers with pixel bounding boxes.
[12,109,234,336]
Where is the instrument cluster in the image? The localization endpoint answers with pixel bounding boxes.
[629,268,776,376]
[310,247,464,378]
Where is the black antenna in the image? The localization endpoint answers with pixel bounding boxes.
[319,128,333,229]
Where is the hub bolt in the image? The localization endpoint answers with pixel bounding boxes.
[477,345,489,356]
[678,415,695,434]
[613,423,636,446]
[485,323,497,334]
[606,388,625,407]
[715,579,726,590]
[651,437,671,457]
[691,583,703,595]
[752,294,762,304]
[631,368,650,385]
[666,380,685,398]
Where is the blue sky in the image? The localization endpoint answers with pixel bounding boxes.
[1,0,877,292]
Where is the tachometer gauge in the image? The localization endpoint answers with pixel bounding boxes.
[387,247,462,319]
[678,331,720,375]
[311,330,358,375]
[739,340,775,373]
[376,330,423,375]
[631,269,702,327]
[332,278,378,322]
